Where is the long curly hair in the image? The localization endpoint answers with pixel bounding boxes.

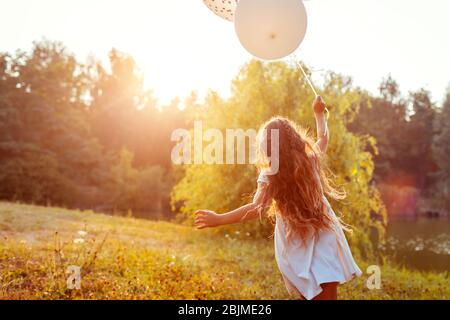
[256,117,346,244]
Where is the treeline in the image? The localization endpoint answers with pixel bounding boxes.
[349,77,450,216]
[0,40,193,218]
[0,40,449,219]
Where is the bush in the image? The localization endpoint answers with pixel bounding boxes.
[171,61,387,258]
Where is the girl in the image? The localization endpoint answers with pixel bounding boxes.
[195,96,362,300]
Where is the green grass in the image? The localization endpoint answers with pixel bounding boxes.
[0,202,448,300]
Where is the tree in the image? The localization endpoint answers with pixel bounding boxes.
[432,88,450,209]
[0,40,108,206]
[88,49,185,169]
[406,89,436,191]
[348,78,441,216]
[172,60,386,257]
[0,40,181,215]
[109,149,168,218]
[348,76,409,180]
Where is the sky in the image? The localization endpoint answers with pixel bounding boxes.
[1,0,450,106]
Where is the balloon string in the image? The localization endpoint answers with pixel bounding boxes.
[292,56,330,120]
[295,60,318,98]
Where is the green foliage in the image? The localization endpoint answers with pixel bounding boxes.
[348,77,409,178]
[0,41,105,206]
[172,61,387,257]
[109,149,167,215]
[432,89,450,209]
[0,155,75,205]
[1,39,449,221]
[0,41,180,216]
[349,77,441,214]
[407,89,436,190]
[110,149,139,210]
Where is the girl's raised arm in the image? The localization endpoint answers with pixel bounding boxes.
[313,96,329,154]
[195,182,270,229]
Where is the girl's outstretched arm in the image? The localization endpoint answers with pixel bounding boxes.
[313,96,329,153]
[195,182,270,229]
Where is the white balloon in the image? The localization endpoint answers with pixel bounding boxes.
[203,0,239,22]
[234,0,308,60]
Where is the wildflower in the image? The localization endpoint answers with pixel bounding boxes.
[73,238,85,244]
[77,230,88,237]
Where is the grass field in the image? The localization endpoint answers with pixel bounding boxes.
[0,202,448,300]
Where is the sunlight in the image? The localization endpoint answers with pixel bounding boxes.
[1,0,450,303]
[3,0,449,105]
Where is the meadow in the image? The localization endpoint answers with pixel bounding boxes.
[0,202,448,300]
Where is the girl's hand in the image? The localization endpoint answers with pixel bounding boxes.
[313,96,326,114]
[195,210,223,229]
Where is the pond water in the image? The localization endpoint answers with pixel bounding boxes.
[385,218,450,272]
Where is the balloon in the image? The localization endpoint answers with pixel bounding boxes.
[203,0,239,22]
[234,0,308,60]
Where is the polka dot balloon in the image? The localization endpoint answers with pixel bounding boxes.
[203,0,239,22]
